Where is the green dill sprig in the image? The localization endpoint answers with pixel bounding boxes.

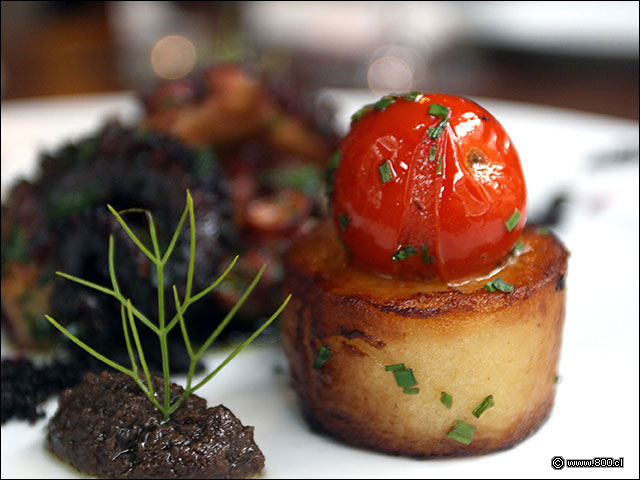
[45,191,291,421]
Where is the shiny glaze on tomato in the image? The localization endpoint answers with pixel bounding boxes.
[331,93,527,282]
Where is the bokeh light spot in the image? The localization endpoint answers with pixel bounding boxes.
[367,55,414,96]
[151,35,196,80]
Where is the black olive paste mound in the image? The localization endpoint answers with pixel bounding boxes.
[48,371,265,479]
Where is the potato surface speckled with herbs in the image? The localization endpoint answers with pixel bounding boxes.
[282,221,568,456]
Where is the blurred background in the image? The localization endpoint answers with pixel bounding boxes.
[1,0,638,119]
[1,5,639,475]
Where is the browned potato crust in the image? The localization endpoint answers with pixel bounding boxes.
[281,221,568,457]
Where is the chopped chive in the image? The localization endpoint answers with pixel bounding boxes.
[554,374,562,384]
[537,226,550,235]
[427,103,451,140]
[428,144,437,162]
[393,368,417,389]
[436,154,443,175]
[378,160,395,184]
[392,244,418,262]
[338,213,351,233]
[447,432,473,445]
[387,364,419,393]
[512,239,526,253]
[505,208,521,232]
[453,421,475,438]
[429,120,448,139]
[385,363,406,371]
[440,391,452,409]
[420,244,433,264]
[374,95,395,111]
[351,104,373,124]
[313,345,332,370]
[403,91,422,102]
[325,151,340,198]
[493,278,515,292]
[428,103,450,118]
[484,277,514,293]
[472,395,494,418]
[447,420,476,445]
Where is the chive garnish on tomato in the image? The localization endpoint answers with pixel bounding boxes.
[472,395,494,418]
[374,95,396,111]
[313,345,332,370]
[441,391,452,409]
[338,213,351,232]
[447,420,476,445]
[505,208,521,232]
[436,154,443,175]
[427,103,451,140]
[325,151,341,198]
[403,91,422,102]
[484,277,515,293]
[351,105,373,124]
[392,245,418,262]
[429,121,448,139]
[378,160,395,184]
[429,144,437,162]
[428,103,450,118]
[420,244,433,264]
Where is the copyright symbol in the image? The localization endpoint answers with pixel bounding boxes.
[551,456,565,470]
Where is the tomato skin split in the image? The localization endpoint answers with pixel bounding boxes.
[331,93,527,282]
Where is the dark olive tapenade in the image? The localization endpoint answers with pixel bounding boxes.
[48,371,264,479]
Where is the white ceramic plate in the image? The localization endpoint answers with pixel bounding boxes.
[1,92,638,479]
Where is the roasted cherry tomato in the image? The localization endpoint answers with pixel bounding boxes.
[330,93,527,282]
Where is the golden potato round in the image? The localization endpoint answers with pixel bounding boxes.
[281,221,568,456]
